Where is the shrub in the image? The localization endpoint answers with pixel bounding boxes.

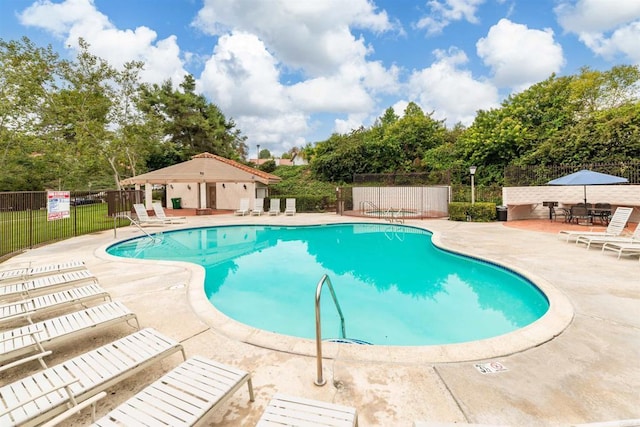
[448,202,496,222]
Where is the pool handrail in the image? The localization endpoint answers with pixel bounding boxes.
[314,274,345,386]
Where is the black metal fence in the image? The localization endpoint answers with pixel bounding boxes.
[505,161,640,186]
[0,190,143,259]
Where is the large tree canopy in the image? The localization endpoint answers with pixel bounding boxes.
[0,37,247,191]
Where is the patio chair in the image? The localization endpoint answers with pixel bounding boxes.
[568,205,591,224]
[251,198,264,216]
[601,241,640,260]
[92,355,254,426]
[0,301,139,372]
[268,198,281,215]
[550,206,570,222]
[235,198,250,216]
[575,222,640,249]
[0,328,185,427]
[133,203,171,225]
[152,202,187,223]
[592,202,612,224]
[0,260,87,283]
[0,269,98,301]
[558,206,633,242]
[284,198,296,216]
[256,393,358,426]
[0,283,111,327]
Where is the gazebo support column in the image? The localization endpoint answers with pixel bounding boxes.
[199,182,206,209]
[144,184,153,209]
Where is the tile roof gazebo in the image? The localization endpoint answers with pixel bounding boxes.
[121,152,281,212]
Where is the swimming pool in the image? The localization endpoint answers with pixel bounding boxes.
[107,223,549,346]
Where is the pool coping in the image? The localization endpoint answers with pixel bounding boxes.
[98,220,574,364]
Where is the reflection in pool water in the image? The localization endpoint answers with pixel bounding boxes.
[107,223,549,346]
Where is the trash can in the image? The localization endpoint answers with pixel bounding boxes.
[496,205,507,221]
[171,197,182,209]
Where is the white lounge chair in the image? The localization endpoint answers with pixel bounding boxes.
[558,207,633,242]
[0,328,185,427]
[0,269,97,301]
[235,198,250,216]
[251,198,264,216]
[268,198,281,215]
[0,283,111,327]
[601,241,640,260]
[257,393,358,426]
[284,198,296,216]
[152,202,187,223]
[576,223,640,249]
[0,260,87,283]
[0,301,139,372]
[92,355,254,426]
[133,203,171,225]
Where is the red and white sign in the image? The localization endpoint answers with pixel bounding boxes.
[47,191,71,221]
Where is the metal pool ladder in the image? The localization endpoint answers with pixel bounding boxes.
[314,274,345,386]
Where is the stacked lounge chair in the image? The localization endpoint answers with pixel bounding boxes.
[0,301,138,372]
[0,269,97,300]
[0,283,110,327]
[0,328,185,427]
[152,201,187,223]
[0,260,87,283]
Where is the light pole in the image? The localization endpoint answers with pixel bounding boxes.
[470,166,477,204]
[256,144,260,162]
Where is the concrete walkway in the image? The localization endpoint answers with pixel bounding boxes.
[1,214,638,426]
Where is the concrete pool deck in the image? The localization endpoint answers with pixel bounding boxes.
[1,213,638,426]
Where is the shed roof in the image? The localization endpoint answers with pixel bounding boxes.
[120,152,281,185]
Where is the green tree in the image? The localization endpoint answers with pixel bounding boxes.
[0,37,60,190]
[138,74,247,164]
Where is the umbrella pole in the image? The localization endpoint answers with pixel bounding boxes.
[583,185,587,205]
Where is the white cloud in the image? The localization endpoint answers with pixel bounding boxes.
[416,0,486,35]
[407,48,500,126]
[335,113,369,134]
[555,0,640,64]
[18,0,187,84]
[193,0,402,153]
[193,0,396,76]
[555,0,640,33]
[477,19,565,91]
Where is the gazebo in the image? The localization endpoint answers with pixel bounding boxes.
[120,152,281,212]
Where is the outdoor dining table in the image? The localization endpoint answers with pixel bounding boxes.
[589,207,612,224]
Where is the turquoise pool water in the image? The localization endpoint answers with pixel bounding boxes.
[107,223,549,346]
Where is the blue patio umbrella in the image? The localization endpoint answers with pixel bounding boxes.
[547,169,628,205]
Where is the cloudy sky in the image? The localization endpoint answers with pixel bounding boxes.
[2,0,639,157]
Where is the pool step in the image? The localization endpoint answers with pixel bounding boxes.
[324,338,373,345]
